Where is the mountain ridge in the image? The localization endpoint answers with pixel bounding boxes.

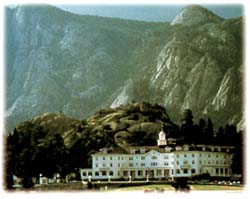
[5,5,243,131]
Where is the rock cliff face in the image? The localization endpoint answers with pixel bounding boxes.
[5,5,243,131]
[112,6,243,128]
[5,5,162,130]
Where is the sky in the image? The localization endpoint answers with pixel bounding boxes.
[55,4,243,22]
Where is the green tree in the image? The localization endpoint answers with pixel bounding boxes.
[204,118,214,144]
[215,126,225,145]
[230,131,243,181]
[180,109,194,144]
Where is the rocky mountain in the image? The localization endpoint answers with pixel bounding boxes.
[113,6,243,128]
[5,5,243,131]
[5,5,164,131]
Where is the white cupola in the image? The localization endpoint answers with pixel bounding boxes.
[157,128,167,147]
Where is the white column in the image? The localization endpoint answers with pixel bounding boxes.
[39,174,43,184]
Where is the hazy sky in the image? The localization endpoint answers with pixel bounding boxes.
[55,4,243,22]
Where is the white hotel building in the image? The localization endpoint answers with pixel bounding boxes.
[80,130,234,181]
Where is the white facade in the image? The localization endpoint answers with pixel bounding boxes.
[80,132,234,181]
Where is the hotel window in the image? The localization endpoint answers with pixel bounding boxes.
[102,171,106,176]
[138,170,143,176]
[130,149,136,154]
[82,172,86,176]
[225,168,228,174]
[177,154,179,158]
[95,163,98,168]
[191,169,196,174]
[88,172,92,176]
[103,157,105,160]
[216,168,219,174]
[184,154,187,158]
[118,163,120,167]
[192,161,195,164]
[151,156,157,160]
[129,163,133,167]
[216,161,219,165]
[118,156,120,160]
[140,149,145,153]
[208,154,211,158]
[208,161,210,165]
[110,157,112,160]
[220,168,224,174]
[176,169,180,174]
[110,163,113,167]
[164,155,168,159]
[183,169,188,174]
[110,171,113,176]
[164,162,168,166]
[177,161,179,165]
[164,169,169,176]
[216,154,218,158]
[192,154,195,158]
[151,162,157,166]
[95,171,99,176]
[129,156,133,160]
[123,171,127,176]
[118,171,120,176]
[141,163,145,167]
[183,160,188,165]
[141,156,145,160]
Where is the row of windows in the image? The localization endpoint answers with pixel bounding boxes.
[97,156,147,161]
[175,153,228,159]
[200,160,230,165]
[176,154,195,158]
[82,171,114,177]
[95,153,229,162]
[200,154,228,158]
[176,169,196,174]
[122,169,174,177]
[215,168,229,175]
[176,160,195,165]
[95,159,230,169]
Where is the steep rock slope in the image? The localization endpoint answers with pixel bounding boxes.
[5,5,164,131]
[5,5,243,131]
[113,6,243,128]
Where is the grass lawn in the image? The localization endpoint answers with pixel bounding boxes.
[190,184,245,191]
[114,184,175,192]
[13,182,245,192]
[114,184,245,192]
